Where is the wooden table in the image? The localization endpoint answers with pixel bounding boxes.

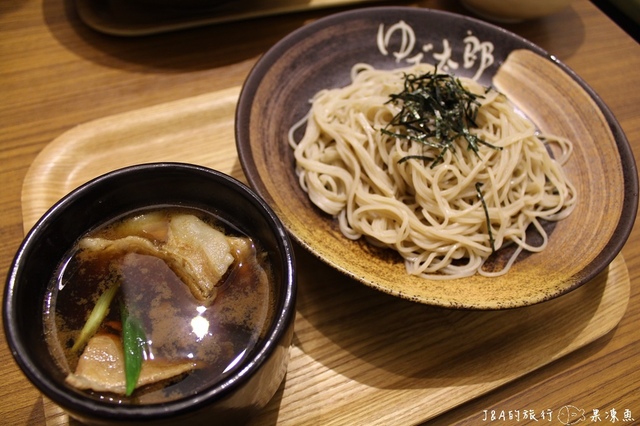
[1,0,638,424]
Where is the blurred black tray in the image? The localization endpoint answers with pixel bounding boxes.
[75,0,392,36]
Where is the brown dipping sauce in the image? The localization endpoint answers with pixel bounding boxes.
[43,206,276,404]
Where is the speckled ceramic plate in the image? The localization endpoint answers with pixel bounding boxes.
[235,7,638,309]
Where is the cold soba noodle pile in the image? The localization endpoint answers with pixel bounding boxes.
[288,63,576,279]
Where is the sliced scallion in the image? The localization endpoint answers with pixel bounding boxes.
[71,282,120,353]
[121,304,147,397]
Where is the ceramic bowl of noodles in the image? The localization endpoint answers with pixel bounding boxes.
[235,7,637,309]
[3,162,296,425]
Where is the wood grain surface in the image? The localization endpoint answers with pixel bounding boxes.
[1,0,639,425]
[19,88,630,425]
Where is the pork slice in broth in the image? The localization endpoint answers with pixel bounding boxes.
[163,214,235,304]
[66,334,195,395]
[78,214,235,305]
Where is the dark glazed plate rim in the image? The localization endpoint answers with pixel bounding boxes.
[235,7,638,309]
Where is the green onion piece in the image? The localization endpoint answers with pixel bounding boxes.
[71,282,120,353]
[121,304,147,397]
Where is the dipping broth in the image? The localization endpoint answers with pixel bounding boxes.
[43,206,276,404]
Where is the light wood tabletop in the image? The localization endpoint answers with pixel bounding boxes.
[1,0,638,425]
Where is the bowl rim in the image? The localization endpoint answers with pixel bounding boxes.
[3,162,297,420]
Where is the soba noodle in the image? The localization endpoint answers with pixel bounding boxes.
[288,63,576,279]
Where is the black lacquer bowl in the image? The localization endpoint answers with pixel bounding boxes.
[4,163,296,425]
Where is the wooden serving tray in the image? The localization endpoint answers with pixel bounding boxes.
[24,87,631,425]
[75,0,394,36]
